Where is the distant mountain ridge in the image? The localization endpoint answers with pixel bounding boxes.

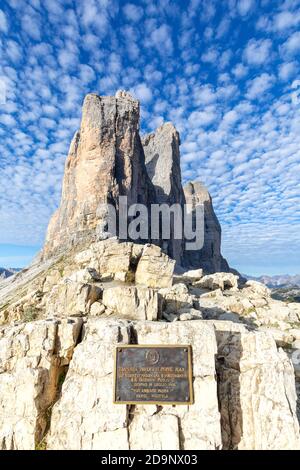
[0,267,21,280]
[245,273,300,288]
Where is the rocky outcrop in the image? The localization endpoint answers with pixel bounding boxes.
[102,286,159,321]
[129,321,222,450]
[41,90,230,276]
[0,238,300,449]
[213,321,300,450]
[47,318,222,450]
[47,318,131,450]
[159,283,195,316]
[0,240,175,326]
[43,91,155,259]
[135,244,175,288]
[183,181,229,273]
[44,271,102,318]
[0,318,82,450]
[142,123,185,263]
[1,316,299,450]
[195,272,239,291]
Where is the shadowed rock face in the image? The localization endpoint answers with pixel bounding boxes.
[42,90,229,274]
[43,91,155,259]
[183,181,229,273]
[142,123,185,264]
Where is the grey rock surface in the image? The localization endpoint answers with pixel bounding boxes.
[41,91,230,275]
[142,123,185,263]
[183,181,229,273]
[43,91,155,259]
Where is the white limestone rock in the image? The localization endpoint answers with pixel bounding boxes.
[47,318,132,450]
[135,244,175,288]
[42,92,155,259]
[183,181,229,273]
[131,321,222,450]
[159,283,195,315]
[102,285,158,321]
[195,272,239,291]
[181,269,204,282]
[74,239,136,282]
[212,321,300,450]
[259,327,294,348]
[45,276,102,317]
[0,318,82,450]
[89,301,106,316]
[1,316,299,450]
[129,410,180,450]
[47,318,222,450]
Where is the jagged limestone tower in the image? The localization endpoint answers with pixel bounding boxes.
[183,181,229,273]
[142,122,185,263]
[43,90,229,273]
[43,91,155,259]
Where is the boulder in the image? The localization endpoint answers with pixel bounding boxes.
[259,327,294,348]
[45,277,102,317]
[128,320,220,450]
[159,283,195,315]
[89,302,106,316]
[181,268,204,282]
[135,244,175,288]
[102,286,158,321]
[291,354,300,379]
[244,280,270,297]
[196,273,239,291]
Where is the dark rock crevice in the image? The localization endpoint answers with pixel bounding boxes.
[35,319,85,450]
[42,91,230,275]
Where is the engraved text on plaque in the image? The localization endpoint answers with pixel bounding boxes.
[114,345,193,405]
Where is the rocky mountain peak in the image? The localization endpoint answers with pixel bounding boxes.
[184,180,211,202]
[143,122,182,200]
[43,91,154,259]
[42,91,229,273]
[183,181,229,273]
[115,89,138,102]
[0,92,300,450]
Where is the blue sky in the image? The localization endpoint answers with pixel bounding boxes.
[0,0,300,276]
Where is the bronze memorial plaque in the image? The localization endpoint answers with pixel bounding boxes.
[114,345,193,405]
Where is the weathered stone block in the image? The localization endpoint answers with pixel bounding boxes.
[135,244,175,288]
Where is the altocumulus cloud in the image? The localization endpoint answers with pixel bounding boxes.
[0,0,299,274]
